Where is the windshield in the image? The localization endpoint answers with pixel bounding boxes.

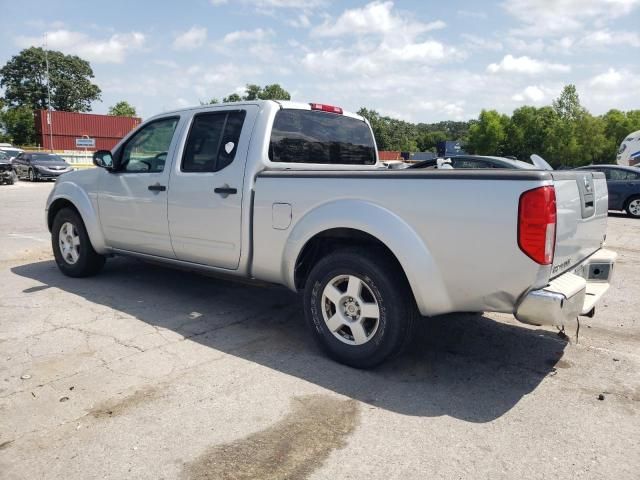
[32,154,64,162]
[1,149,21,157]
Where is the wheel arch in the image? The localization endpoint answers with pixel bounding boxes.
[47,183,108,253]
[283,200,452,316]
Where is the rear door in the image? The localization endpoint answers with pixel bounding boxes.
[607,167,640,209]
[550,171,608,277]
[167,105,258,269]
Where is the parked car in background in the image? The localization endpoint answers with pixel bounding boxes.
[12,152,73,181]
[0,145,24,162]
[0,151,18,185]
[410,155,538,170]
[616,130,640,167]
[575,165,640,218]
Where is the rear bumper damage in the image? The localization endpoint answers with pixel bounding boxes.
[515,249,617,327]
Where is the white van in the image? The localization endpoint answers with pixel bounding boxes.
[617,130,640,166]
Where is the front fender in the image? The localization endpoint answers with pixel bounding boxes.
[47,181,108,254]
[282,200,452,316]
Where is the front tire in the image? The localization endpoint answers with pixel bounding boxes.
[303,249,416,369]
[28,168,36,182]
[625,196,640,218]
[52,208,105,277]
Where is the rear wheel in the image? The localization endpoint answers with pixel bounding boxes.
[625,196,640,218]
[303,249,416,368]
[6,171,16,185]
[52,208,105,277]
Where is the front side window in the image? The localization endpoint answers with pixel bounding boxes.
[269,109,376,165]
[120,117,179,173]
[181,110,246,172]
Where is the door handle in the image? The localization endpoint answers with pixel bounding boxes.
[214,186,237,196]
[148,184,166,192]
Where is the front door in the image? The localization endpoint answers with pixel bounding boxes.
[98,116,182,257]
[168,105,257,269]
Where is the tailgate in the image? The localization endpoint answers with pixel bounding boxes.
[550,171,608,278]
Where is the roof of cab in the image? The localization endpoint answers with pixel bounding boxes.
[147,99,366,123]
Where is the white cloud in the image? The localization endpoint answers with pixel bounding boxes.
[17,29,145,63]
[504,0,640,36]
[211,0,324,8]
[487,54,570,74]
[512,85,547,102]
[312,1,445,37]
[581,29,640,47]
[287,13,311,28]
[223,28,273,44]
[589,68,624,87]
[462,34,503,51]
[173,26,207,50]
[457,10,488,19]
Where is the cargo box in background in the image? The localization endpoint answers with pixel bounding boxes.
[437,140,466,157]
[35,110,141,151]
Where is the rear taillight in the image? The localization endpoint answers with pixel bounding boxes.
[309,103,343,114]
[518,186,557,265]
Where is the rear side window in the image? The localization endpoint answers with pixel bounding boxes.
[182,110,246,172]
[269,109,376,165]
[608,168,640,180]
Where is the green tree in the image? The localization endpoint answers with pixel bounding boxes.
[243,84,262,101]
[0,106,36,145]
[552,84,585,122]
[417,130,447,152]
[223,93,242,103]
[0,47,101,112]
[222,83,291,102]
[258,84,291,100]
[466,109,509,155]
[108,101,137,117]
[199,98,220,105]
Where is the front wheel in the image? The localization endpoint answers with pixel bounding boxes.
[303,249,416,369]
[52,208,105,277]
[625,196,640,218]
[28,168,36,182]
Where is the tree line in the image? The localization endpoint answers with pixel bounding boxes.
[358,85,640,167]
[1,47,638,167]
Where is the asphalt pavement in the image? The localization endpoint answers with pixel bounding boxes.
[1,181,638,479]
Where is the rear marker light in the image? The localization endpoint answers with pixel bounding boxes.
[518,186,557,265]
[310,103,343,114]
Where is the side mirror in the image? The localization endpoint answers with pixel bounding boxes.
[93,150,113,169]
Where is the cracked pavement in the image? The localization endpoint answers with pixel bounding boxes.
[1,181,639,479]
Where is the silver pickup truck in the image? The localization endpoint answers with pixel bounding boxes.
[46,100,616,368]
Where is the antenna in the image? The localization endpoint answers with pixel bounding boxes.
[44,33,54,151]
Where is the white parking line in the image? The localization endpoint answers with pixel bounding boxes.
[7,233,47,242]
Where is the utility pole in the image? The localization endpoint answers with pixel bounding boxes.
[44,33,54,152]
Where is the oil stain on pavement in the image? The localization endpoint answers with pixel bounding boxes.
[88,386,159,419]
[182,394,360,480]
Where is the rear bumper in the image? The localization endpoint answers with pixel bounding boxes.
[515,249,617,326]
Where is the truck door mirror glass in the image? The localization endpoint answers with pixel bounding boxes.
[93,150,113,169]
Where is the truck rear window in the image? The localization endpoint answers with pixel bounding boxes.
[269,109,376,165]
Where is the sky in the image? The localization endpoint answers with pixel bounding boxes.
[0,0,638,122]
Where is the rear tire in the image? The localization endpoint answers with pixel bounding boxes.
[52,208,105,277]
[6,171,16,185]
[625,196,640,218]
[303,249,416,369]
